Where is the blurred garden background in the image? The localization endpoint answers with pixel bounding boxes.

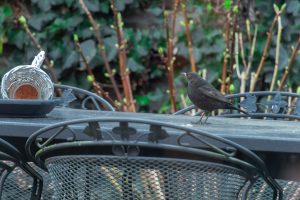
[0,0,299,113]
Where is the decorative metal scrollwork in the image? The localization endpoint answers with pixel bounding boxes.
[177,131,237,157]
[112,145,140,156]
[54,89,77,107]
[240,94,257,113]
[112,122,137,140]
[83,122,102,140]
[265,93,288,113]
[294,99,300,116]
[54,84,115,111]
[36,125,76,148]
[148,125,169,143]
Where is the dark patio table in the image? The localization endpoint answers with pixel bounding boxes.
[1,107,300,180]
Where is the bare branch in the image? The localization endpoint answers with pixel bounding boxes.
[278,36,300,91]
[74,35,119,110]
[78,0,123,107]
[250,12,281,91]
[110,0,136,112]
[181,0,196,72]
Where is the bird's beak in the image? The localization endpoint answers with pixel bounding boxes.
[181,72,187,77]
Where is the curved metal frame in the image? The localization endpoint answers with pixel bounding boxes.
[25,117,282,199]
[174,91,300,120]
[0,152,16,198]
[54,84,115,111]
[0,138,43,200]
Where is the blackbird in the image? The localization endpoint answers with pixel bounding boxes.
[183,72,248,124]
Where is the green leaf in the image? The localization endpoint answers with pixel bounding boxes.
[273,4,279,13]
[147,7,163,16]
[136,45,148,56]
[136,95,150,106]
[78,28,93,39]
[3,4,13,17]
[63,51,79,69]
[84,0,101,12]
[127,58,144,72]
[286,0,300,16]
[280,3,287,12]
[37,1,52,12]
[193,47,201,63]
[104,36,118,61]
[28,13,56,31]
[100,2,110,14]
[148,89,164,101]
[115,1,126,11]
[65,0,75,7]
[224,0,231,11]
[67,16,83,28]
[9,31,26,49]
[80,39,96,65]
[49,18,67,33]
[206,3,213,13]
[0,4,12,25]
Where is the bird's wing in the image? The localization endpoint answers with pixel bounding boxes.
[197,85,230,104]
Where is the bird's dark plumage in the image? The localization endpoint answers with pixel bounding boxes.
[183,72,248,123]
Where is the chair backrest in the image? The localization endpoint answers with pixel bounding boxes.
[0,138,43,200]
[25,118,282,200]
[54,84,115,111]
[175,91,300,120]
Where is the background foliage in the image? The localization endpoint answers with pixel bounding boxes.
[0,0,299,113]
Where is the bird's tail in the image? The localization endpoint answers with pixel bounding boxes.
[228,105,250,116]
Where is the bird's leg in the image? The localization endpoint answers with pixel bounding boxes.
[191,111,208,125]
[203,114,209,124]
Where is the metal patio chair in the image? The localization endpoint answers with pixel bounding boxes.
[0,138,43,200]
[54,84,115,111]
[175,91,300,121]
[26,118,282,200]
[11,84,116,199]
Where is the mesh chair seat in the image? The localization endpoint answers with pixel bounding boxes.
[248,178,300,200]
[2,163,53,200]
[45,155,248,200]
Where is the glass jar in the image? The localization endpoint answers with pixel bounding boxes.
[1,51,54,100]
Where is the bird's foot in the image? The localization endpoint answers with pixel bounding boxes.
[191,120,210,125]
[191,112,210,125]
